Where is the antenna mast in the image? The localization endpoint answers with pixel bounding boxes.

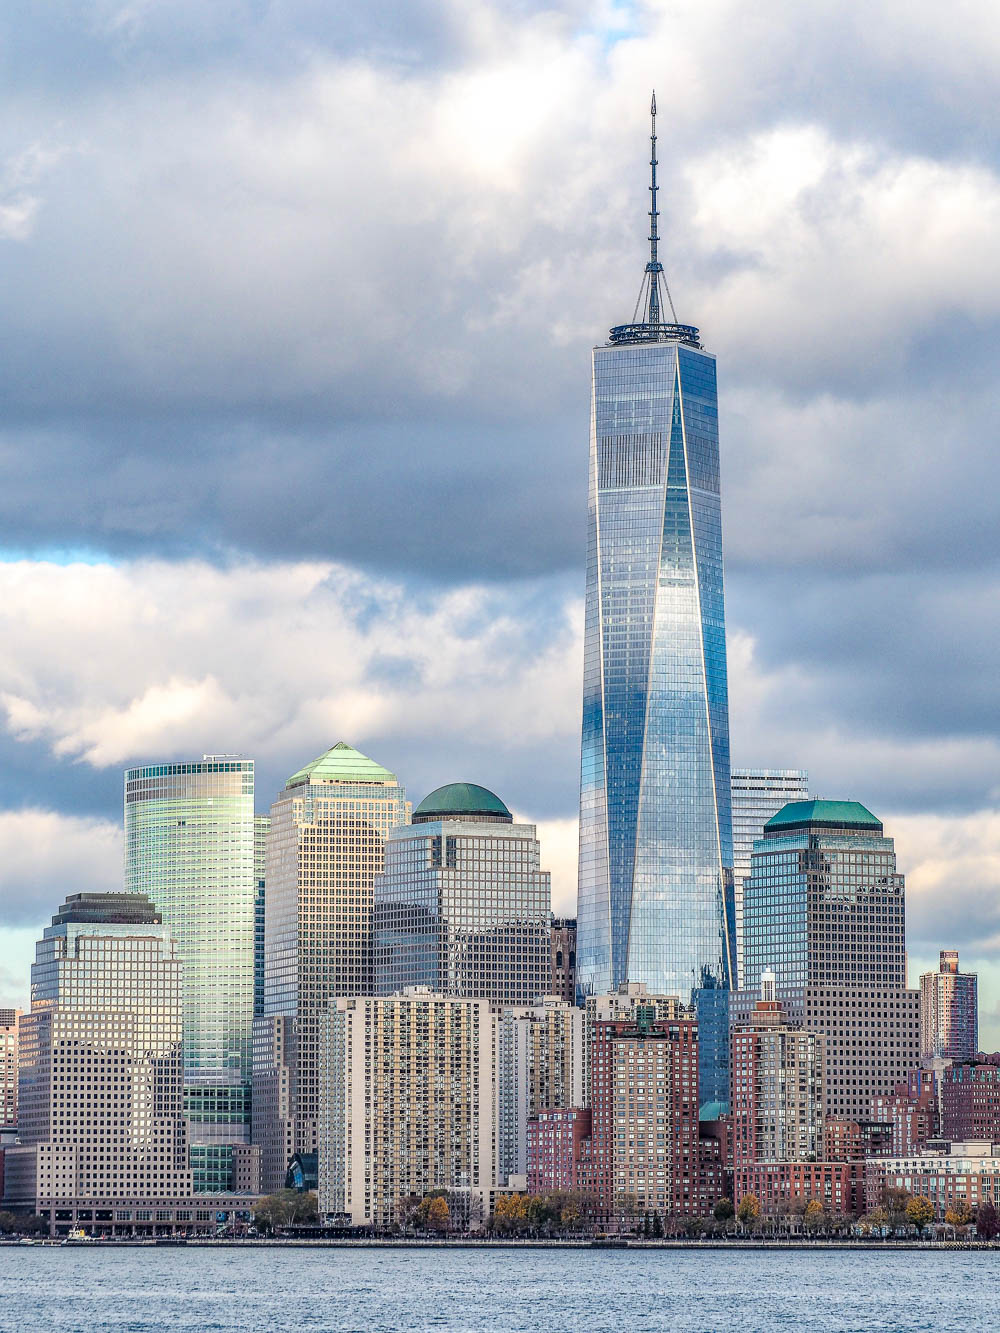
[646,92,661,327]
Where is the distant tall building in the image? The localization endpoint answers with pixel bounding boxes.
[4,893,192,1216]
[256,742,409,1186]
[374,783,551,1008]
[940,1056,1000,1141]
[254,815,270,1019]
[124,757,256,1192]
[318,990,494,1228]
[549,918,577,1004]
[0,1009,20,1130]
[730,769,809,986]
[743,800,919,1122]
[920,950,978,1063]
[496,997,584,1186]
[731,972,825,1167]
[576,99,734,1111]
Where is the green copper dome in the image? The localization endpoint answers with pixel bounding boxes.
[286,742,398,789]
[412,782,512,824]
[765,799,882,833]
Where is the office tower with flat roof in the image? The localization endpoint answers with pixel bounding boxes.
[920,950,978,1063]
[374,783,551,1008]
[496,997,584,1186]
[257,742,409,1185]
[576,98,734,1109]
[0,1009,20,1131]
[318,990,494,1228]
[4,893,192,1216]
[731,769,809,987]
[124,756,256,1192]
[744,800,919,1122]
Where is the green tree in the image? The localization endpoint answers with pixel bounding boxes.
[253,1189,318,1232]
[976,1202,1000,1241]
[906,1195,935,1235]
[713,1198,734,1228]
[737,1194,761,1230]
[651,1211,664,1238]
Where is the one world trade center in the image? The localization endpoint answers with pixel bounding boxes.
[576,96,735,1109]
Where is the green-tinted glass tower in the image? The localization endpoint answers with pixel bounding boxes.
[124,756,256,1191]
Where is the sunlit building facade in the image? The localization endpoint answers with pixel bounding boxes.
[577,100,734,1110]
[124,757,256,1191]
[731,769,809,987]
[374,783,551,1008]
[920,950,978,1063]
[257,742,409,1185]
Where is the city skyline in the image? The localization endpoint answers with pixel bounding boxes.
[2,1,1000,1053]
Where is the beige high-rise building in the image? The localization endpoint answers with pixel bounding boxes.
[732,972,825,1166]
[920,950,978,1063]
[582,984,688,1105]
[4,893,192,1214]
[318,990,494,1227]
[0,1009,21,1130]
[496,996,584,1185]
[255,742,409,1186]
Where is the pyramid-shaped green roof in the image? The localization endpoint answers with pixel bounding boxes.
[765,799,881,832]
[286,742,397,789]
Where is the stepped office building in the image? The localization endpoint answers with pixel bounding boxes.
[124,757,257,1192]
[576,98,734,1107]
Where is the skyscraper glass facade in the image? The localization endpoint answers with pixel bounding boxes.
[731,769,809,987]
[576,337,735,1103]
[124,757,256,1191]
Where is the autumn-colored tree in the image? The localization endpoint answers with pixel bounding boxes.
[737,1194,761,1229]
[905,1195,935,1235]
[253,1189,319,1232]
[426,1196,449,1232]
[491,1194,529,1233]
[945,1200,972,1233]
[976,1202,1000,1241]
[803,1199,826,1232]
[880,1185,911,1232]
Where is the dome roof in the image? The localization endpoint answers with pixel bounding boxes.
[413,782,512,824]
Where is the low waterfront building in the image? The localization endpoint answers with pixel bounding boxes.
[735,1160,865,1219]
[317,990,494,1228]
[865,1141,1000,1220]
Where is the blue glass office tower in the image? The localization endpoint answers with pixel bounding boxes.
[576,97,734,1109]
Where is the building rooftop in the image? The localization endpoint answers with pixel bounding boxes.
[412,782,512,824]
[51,893,162,927]
[764,799,883,835]
[285,741,397,789]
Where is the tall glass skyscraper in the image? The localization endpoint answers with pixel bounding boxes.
[731,769,809,986]
[124,756,256,1191]
[577,98,735,1106]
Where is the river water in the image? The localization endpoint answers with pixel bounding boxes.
[0,1244,995,1332]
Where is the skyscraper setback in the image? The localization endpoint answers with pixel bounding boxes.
[577,97,734,1105]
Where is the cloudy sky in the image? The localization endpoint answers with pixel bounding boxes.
[1,0,999,1039]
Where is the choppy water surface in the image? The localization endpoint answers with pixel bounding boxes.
[0,1245,996,1332]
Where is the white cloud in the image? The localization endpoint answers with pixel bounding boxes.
[0,808,122,924]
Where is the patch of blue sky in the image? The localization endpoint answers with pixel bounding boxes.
[0,545,115,567]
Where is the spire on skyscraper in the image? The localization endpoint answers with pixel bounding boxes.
[609,93,700,348]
